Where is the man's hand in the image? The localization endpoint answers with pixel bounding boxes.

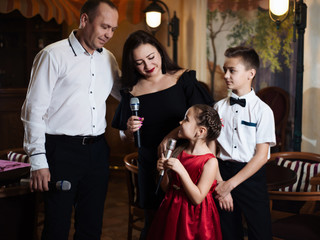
[30,168,51,192]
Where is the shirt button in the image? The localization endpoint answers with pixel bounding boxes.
[92,73,94,76]
[93,107,95,110]
[234,128,237,130]
[234,146,237,148]
[90,91,93,94]
[93,125,95,128]
[236,111,238,113]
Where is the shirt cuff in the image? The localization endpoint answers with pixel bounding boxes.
[119,130,127,141]
[30,154,49,171]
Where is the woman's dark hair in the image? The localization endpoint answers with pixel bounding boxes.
[193,104,222,142]
[121,30,182,91]
[80,0,117,21]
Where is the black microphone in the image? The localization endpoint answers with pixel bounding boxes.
[130,97,141,148]
[48,180,71,191]
[155,138,177,194]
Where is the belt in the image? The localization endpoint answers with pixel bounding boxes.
[46,134,105,145]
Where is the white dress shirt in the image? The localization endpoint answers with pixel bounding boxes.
[214,89,276,163]
[21,31,121,171]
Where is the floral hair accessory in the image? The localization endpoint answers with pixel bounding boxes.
[220,118,224,127]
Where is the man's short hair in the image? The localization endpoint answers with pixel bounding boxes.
[80,0,117,21]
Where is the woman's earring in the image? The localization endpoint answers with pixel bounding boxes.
[161,56,167,74]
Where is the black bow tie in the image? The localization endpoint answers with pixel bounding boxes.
[230,97,246,107]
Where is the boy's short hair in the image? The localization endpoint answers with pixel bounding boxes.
[224,46,260,72]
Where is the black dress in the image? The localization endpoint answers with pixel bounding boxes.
[112,70,214,209]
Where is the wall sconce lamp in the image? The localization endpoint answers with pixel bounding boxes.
[269,0,307,151]
[269,0,289,27]
[143,0,179,64]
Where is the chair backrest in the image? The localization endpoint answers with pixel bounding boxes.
[0,148,29,163]
[269,152,320,192]
[257,86,289,152]
[268,151,320,214]
[268,175,320,215]
[269,152,320,163]
[123,152,140,208]
[0,148,29,186]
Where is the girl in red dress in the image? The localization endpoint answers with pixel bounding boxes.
[147,104,223,240]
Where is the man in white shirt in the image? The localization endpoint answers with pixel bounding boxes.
[21,1,120,239]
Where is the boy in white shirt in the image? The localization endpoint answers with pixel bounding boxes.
[212,46,276,240]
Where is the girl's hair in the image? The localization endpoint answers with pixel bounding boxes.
[121,30,182,91]
[192,104,222,142]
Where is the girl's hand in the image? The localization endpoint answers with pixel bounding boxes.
[218,193,234,212]
[164,157,184,174]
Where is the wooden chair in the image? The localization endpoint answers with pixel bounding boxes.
[0,148,41,240]
[0,148,30,186]
[0,147,28,161]
[257,87,289,152]
[268,152,320,240]
[123,152,144,240]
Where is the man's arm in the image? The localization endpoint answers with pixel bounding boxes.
[21,50,57,191]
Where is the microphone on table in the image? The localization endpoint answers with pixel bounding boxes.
[155,138,177,195]
[130,97,141,148]
[48,180,71,191]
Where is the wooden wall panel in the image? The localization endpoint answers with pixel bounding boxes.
[0,89,26,150]
[0,90,136,167]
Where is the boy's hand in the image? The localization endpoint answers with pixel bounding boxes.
[215,180,234,199]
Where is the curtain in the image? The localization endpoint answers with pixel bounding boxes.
[0,0,145,25]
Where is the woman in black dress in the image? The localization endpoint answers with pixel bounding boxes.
[112,30,214,239]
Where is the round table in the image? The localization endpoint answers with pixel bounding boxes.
[266,162,297,190]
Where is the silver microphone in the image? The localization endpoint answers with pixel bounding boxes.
[160,138,177,176]
[155,138,177,194]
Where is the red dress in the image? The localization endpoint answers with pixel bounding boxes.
[147,151,222,240]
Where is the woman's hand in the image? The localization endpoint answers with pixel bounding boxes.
[126,116,143,132]
[157,154,166,172]
[158,137,169,157]
[124,116,143,140]
[157,127,180,157]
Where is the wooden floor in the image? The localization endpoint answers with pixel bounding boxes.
[37,169,142,240]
